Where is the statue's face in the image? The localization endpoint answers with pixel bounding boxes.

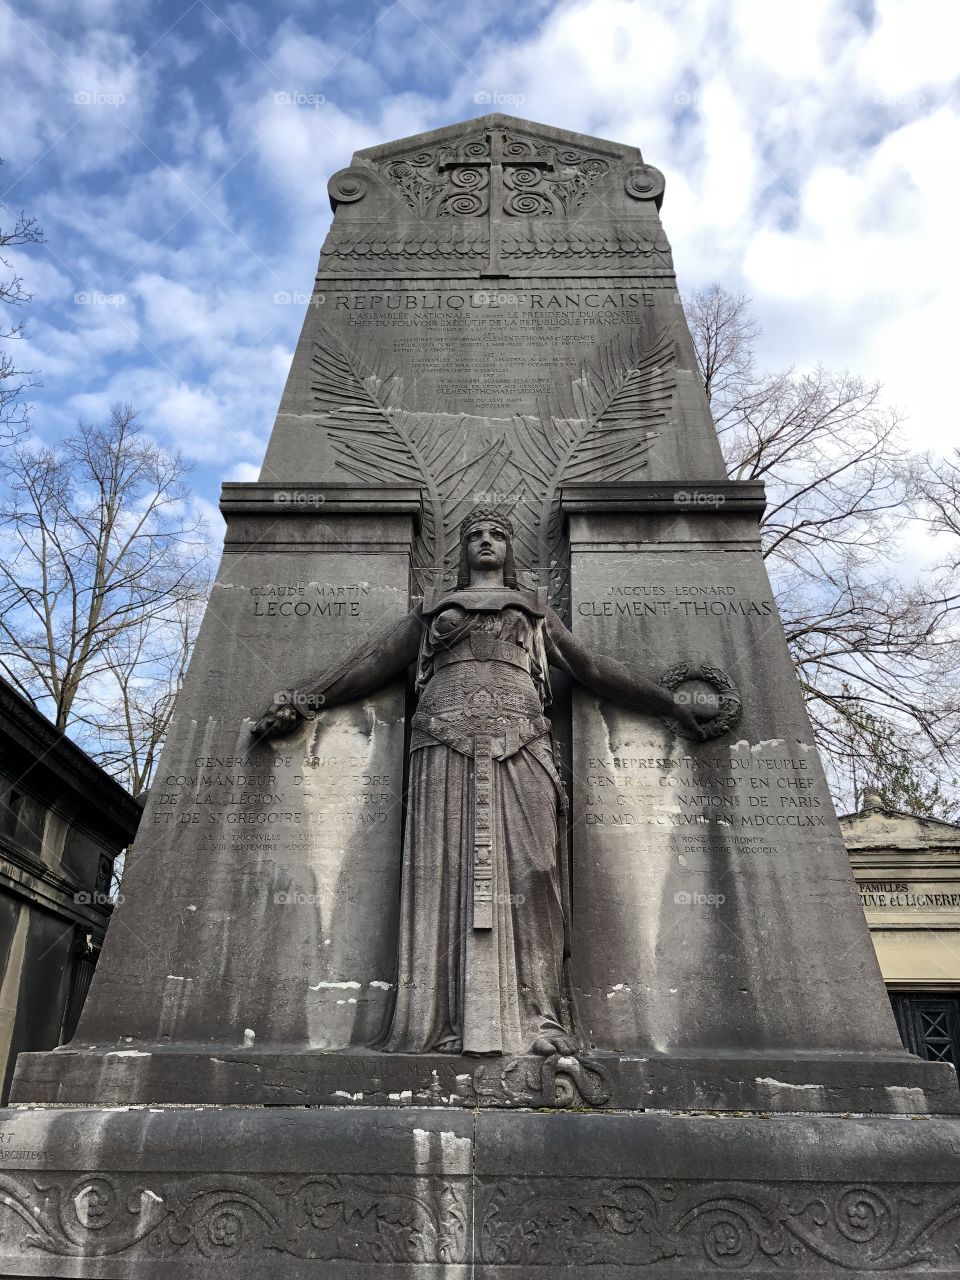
[465,522,508,574]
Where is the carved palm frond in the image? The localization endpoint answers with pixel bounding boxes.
[311,327,515,591]
[311,323,675,607]
[564,326,674,482]
[403,413,515,588]
[511,326,676,607]
[310,324,435,571]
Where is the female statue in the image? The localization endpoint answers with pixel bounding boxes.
[255,509,710,1057]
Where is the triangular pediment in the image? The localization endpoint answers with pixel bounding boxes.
[348,114,645,222]
[354,114,642,167]
[840,805,960,850]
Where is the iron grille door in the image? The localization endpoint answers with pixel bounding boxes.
[891,994,960,1071]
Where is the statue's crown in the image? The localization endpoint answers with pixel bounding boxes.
[459,507,514,540]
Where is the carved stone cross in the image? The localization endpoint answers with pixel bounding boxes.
[440,129,556,275]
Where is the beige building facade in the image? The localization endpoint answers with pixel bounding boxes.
[842,788,960,1070]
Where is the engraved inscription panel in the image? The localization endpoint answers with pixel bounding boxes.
[567,537,883,1055]
[78,548,410,1050]
[320,287,663,415]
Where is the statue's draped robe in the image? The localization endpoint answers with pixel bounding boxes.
[380,587,568,1055]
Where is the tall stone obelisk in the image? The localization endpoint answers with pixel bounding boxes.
[2,116,959,1277]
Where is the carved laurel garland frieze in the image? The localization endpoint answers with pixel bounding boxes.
[318,223,672,273]
[501,225,673,267]
[3,1170,959,1270]
[319,227,489,262]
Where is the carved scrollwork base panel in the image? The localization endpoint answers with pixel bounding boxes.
[2,1170,960,1274]
[2,1108,960,1275]
[0,1171,470,1268]
[477,1177,960,1273]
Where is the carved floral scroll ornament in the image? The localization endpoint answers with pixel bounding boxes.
[372,129,612,219]
[479,1179,960,1270]
[501,224,673,266]
[2,1172,468,1263]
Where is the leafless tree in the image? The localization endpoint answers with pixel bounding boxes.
[921,448,960,580]
[0,160,44,438]
[0,403,210,790]
[685,285,960,813]
[78,595,205,795]
[686,284,759,407]
[828,688,958,820]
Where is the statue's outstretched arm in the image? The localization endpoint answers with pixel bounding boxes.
[253,607,424,740]
[544,607,705,736]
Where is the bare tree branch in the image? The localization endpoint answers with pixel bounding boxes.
[0,403,212,790]
[685,284,960,814]
[0,159,44,438]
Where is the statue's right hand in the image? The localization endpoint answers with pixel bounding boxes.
[251,692,314,741]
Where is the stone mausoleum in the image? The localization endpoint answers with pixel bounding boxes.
[0,675,140,1102]
[844,790,960,1071]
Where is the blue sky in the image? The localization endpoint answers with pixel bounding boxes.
[2,0,959,536]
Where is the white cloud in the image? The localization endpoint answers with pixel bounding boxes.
[5,0,959,485]
[858,0,960,96]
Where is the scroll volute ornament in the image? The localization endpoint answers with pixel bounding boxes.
[327,167,370,211]
[624,163,666,209]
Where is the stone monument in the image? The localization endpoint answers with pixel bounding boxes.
[2,115,959,1276]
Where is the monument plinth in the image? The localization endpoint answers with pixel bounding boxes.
[3,115,959,1277]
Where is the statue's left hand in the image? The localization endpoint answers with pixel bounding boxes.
[671,701,712,741]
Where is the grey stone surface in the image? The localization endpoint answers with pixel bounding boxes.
[249,507,716,1064]
[0,1105,959,1275]
[13,1045,960,1114]
[14,114,958,1106]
